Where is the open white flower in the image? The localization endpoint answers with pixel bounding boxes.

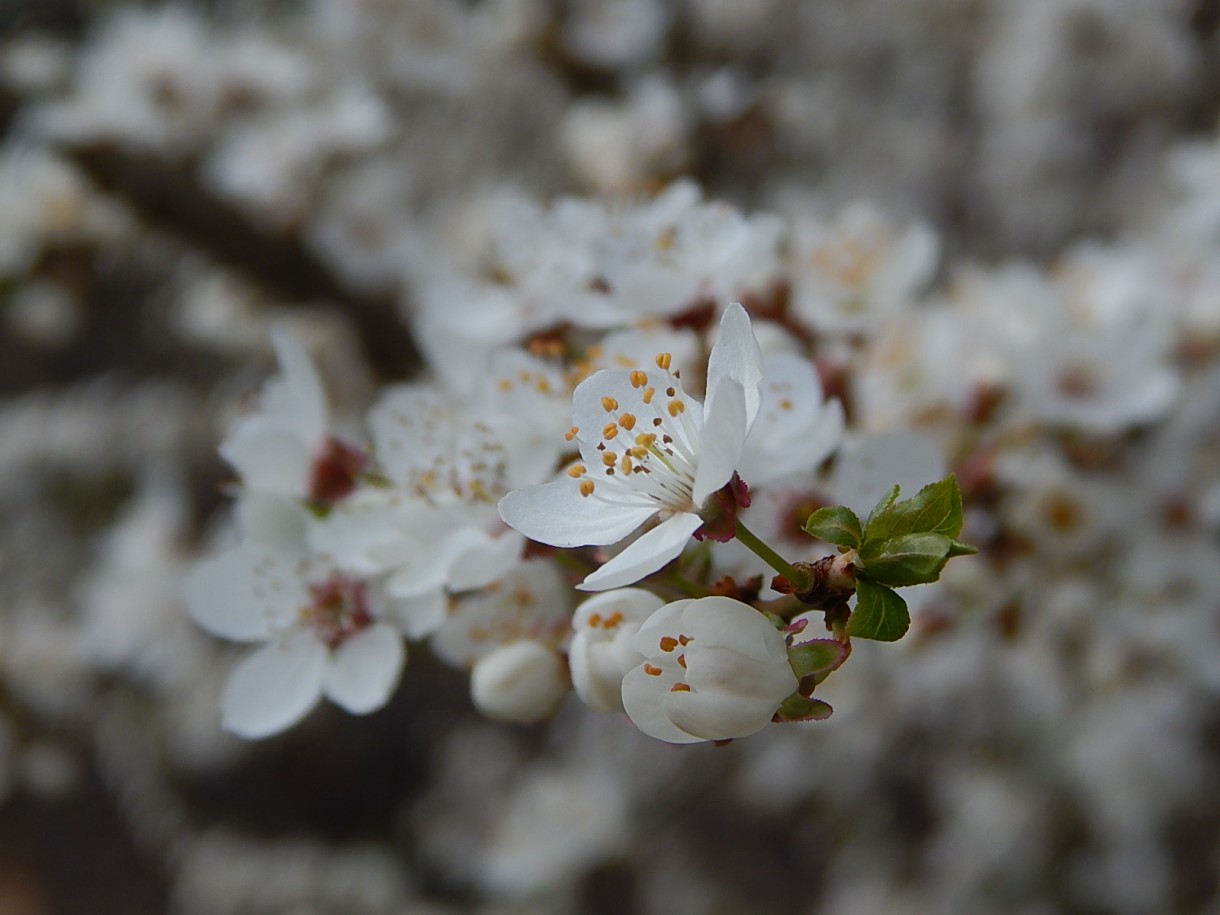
[184,546,404,738]
[621,596,797,744]
[498,302,763,591]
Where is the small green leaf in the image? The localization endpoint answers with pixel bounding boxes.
[847,579,910,641]
[788,639,848,677]
[863,474,964,547]
[946,538,978,557]
[865,484,901,527]
[774,695,834,723]
[803,505,863,549]
[858,532,953,587]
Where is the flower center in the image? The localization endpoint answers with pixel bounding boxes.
[301,574,372,648]
[308,436,367,505]
[568,353,702,514]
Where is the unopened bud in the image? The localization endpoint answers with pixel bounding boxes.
[470,641,569,724]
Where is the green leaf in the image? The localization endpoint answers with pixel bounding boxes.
[847,579,910,641]
[857,531,953,587]
[803,505,863,549]
[787,639,848,677]
[773,695,834,723]
[863,474,964,547]
[865,484,901,527]
[946,538,978,557]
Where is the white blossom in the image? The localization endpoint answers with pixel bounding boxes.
[498,302,763,591]
[620,596,797,743]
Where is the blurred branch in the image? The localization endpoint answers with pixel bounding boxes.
[63,142,423,381]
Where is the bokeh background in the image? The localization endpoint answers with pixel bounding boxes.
[2,1,1220,912]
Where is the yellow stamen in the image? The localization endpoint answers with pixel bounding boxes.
[629,370,648,388]
[579,480,595,497]
[567,464,586,478]
[601,396,619,412]
[656,352,672,370]
[667,400,685,417]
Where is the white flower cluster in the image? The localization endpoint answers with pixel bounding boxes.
[189,281,846,741]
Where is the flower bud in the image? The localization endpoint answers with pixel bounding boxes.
[621,596,797,743]
[569,588,665,713]
[470,640,569,724]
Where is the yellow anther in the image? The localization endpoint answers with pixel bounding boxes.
[518,370,530,382]
[667,400,686,417]
[618,413,636,431]
[536,377,551,393]
[605,611,623,627]
[602,452,618,467]
[677,654,687,668]
[678,635,691,646]
[656,352,672,370]
[601,396,619,412]
[643,663,663,677]
[497,379,512,391]
[579,480,595,497]
[780,398,793,410]
[634,433,656,447]
[642,387,655,404]
[658,636,679,652]
[619,455,633,473]
[670,682,691,692]
[629,370,648,388]
[567,464,586,478]
[630,446,649,460]
[602,422,619,439]
[565,426,579,441]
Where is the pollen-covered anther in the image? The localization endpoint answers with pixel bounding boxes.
[567,464,587,478]
[643,663,664,677]
[670,682,691,692]
[579,480,595,497]
[618,413,637,431]
[587,613,602,627]
[677,654,686,668]
[642,387,655,404]
[678,635,691,646]
[601,396,619,412]
[629,370,648,388]
[565,426,579,441]
[603,422,619,439]
[658,636,679,652]
[619,455,633,473]
[668,400,686,417]
[656,352,672,370]
[602,452,618,467]
[605,611,623,627]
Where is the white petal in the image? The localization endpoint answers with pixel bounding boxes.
[705,302,763,426]
[220,420,312,495]
[323,623,405,714]
[578,512,703,591]
[184,548,282,643]
[221,634,327,739]
[662,688,775,741]
[391,588,448,640]
[498,480,657,548]
[268,328,328,440]
[621,664,702,743]
[692,376,748,504]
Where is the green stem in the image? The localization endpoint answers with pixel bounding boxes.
[734,520,803,586]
